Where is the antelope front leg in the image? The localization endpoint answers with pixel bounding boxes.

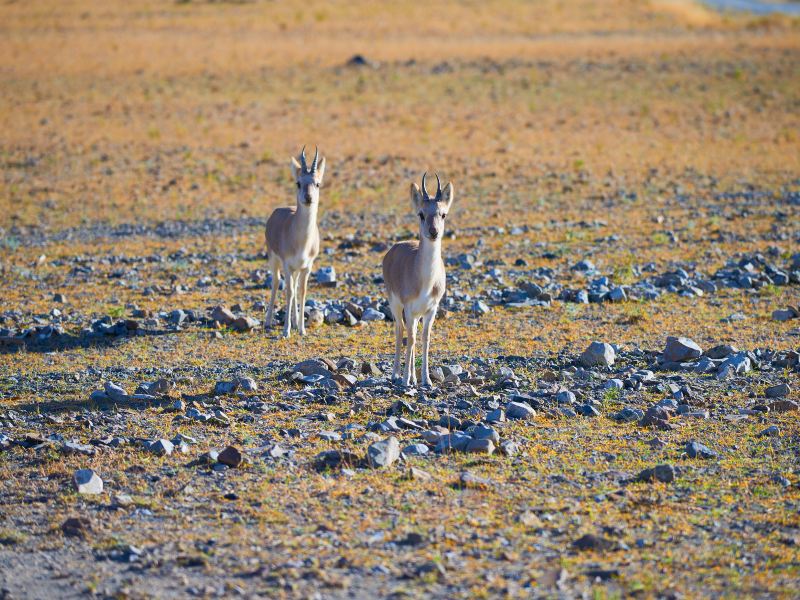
[420,308,436,387]
[391,303,403,381]
[409,318,419,386]
[265,261,280,329]
[402,308,418,387]
[297,268,311,336]
[282,264,295,338]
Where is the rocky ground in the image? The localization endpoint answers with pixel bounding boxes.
[1,1,800,598]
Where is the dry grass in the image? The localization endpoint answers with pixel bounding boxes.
[1,1,799,598]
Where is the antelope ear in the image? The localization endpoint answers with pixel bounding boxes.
[315,157,326,183]
[410,183,423,212]
[290,156,302,181]
[440,182,454,211]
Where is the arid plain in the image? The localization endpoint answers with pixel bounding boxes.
[1,1,799,598]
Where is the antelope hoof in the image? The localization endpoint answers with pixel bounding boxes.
[421,378,434,388]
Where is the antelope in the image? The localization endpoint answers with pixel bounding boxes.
[382,172,454,387]
[265,146,326,338]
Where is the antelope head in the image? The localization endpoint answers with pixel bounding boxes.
[410,172,454,242]
[290,146,326,207]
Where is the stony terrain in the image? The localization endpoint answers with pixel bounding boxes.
[1,1,799,598]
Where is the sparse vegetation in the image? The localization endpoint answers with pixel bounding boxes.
[0,1,798,598]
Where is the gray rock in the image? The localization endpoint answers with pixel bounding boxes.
[318,430,342,442]
[684,409,710,419]
[167,309,187,326]
[608,287,626,302]
[506,401,536,420]
[771,474,791,487]
[471,300,491,315]
[442,364,464,377]
[231,315,259,332]
[435,433,471,453]
[613,407,644,422]
[722,312,746,323]
[213,380,238,395]
[406,466,432,481]
[316,266,336,285]
[439,414,462,429]
[402,443,430,456]
[136,378,172,395]
[580,341,616,368]
[471,424,500,443]
[111,493,134,508]
[74,469,103,494]
[465,438,495,455]
[705,344,738,360]
[636,464,675,483]
[61,441,96,456]
[718,353,751,375]
[604,379,624,390]
[571,259,595,272]
[293,359,332,378]
[420,430,443,444]
[758,425,780,437]
[89,389,110,402]
[366,436,400,468]
[486,409,506,423]
[148,439,174,456]
[556,390,576,405]
[218,445,243,467]
[656,398,678,410]
[325,309,344,324]
[578,404,600,417]
[314,449,361,471]
[693,356,718,374]
[686,441,717,459]
[772,309,796,322]
[458,471,493,489]
[499,440,520,456]
[342,309,358,326]
[664,337,702,362]
[768,400,798,413]
[210,305,236,325]
[361,307,385,321]
[307,308,324,327]
[266,444,288,459]
[236,376,258,392]
[716,365,735,380]
[104,381,129,401]
[765,383,791,398]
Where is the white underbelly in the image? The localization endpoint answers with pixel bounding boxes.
[284,254,315,272]
[404,293,441,320]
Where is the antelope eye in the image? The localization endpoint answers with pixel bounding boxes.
[315,182,321,188]
[418,213,424,221]
[442,213,447,219]
[296,182,301,188]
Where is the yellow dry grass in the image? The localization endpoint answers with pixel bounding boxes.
[1,1,799,598]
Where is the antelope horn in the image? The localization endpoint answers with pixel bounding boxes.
[311,146,319,173]
[435,172,442,200]
[299,145,308,171]
[421,172,430,200]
